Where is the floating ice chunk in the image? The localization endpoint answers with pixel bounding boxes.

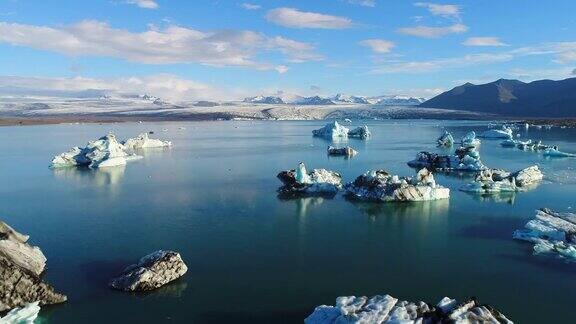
[345,168,449,202]
[50,134,132,169]
[123,132,172,150]
[460,166,542,194]
[461,131,481,148]
[305,294,512,324]
[408,146,487,172]
[543,148,576,158]
[277,163,343,197]
[327,146,358,157]
[0,302,40,324]
[347,125,371,139]
[437,130,454,147]
[312,121,349,139]
[343,118,352,123]
[479,126,513,139]
[513,208,576,261]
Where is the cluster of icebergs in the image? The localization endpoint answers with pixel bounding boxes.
[312,121,371,140]
[408,145,486,172]
[277,163,450,202]
[500,138,575,157]
[50,132,171,169]
[513,209,576,261]
[460,165,543,194]
[305,294,512,324]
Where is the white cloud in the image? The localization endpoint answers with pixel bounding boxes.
[359,39,395,53]
[414,2,461,19]
[125,0,158,9]
[347,0,376,7]
[265,7,353,29]
[507,67,576,81]
[397,23,467,38]
[463,37,507,47]
[275,65,289,74]
[369,53,513,74]
[512,42,576,64]
[241,3,261,10]
[0,20,321,71]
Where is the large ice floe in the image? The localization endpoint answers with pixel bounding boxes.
[407,146,486,172]
[543,147,576,158]
[460,165,543,194]
[122,132,172,150]
[305,294,513,324]
[109,250,188,292]
[460,131,481,148]
[0,302,40,324]
[513,208,576,261]
[327,146,358,157]
[345,168,450,202]
[277,163,343,197]
[479,126,513,139]
[437,130,454,147]
[312,122,371,140]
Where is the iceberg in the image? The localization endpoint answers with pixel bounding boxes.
[479,126,513,139]
[0,302,40,324]
[123,132,172,150]
[312,121,349,139]
[513,208,576,261]
[460,165,543,194]
[500,139,554,151]
[327,146,358,157]
[109,250,188,292]
[347,125,371,139]
[407,146,486,172]
[543,147,576,158]
[50,134,134,169]
[345,168,449,202]
[277,163,343,197]
[460,131,481,148]
[305,294,512,324]
[437,130,454,147]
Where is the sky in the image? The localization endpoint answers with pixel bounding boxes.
[1,0,575,101]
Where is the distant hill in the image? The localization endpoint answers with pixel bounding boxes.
[421,77,576,117]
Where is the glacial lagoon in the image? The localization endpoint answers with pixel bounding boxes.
[1,120,576,323]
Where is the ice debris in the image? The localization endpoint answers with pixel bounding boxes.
[500,139,553,151]
[277,163,343,197]
[407,146,486,172]
[327,146,358,157]
[0,302,40,324]
[460,131,481,148]
[479,126,513,139]
[543,147,576,158]
[347,125,371,139]
[123,132,172,150]
[345,168,449,202]
[304,294,512,324]
[437,130,454,147]
[460,165,543,194]
[513,208,576,261]
[109,250,188,292]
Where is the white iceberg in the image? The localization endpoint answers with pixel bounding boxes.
[479,126,513,139]
[461,131,481,148]
[345,168,450,202]
[0,302,40,324]
[407,146,486,172]
[543,147,576,158]
[327,146,357,157]
[123,132,172,150]
[513,208,576,261]
[50,134,133,169]
[460,165,543,194]
[305,294,512,324]
[277,163,343,197]
[347,125,371,139]
[437,130,454,147]
[312,121,349,139]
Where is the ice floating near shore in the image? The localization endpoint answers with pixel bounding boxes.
[277,163,343,197]
[327,146,358,157]
[513,208,576,261]
[479,126,513,139]
[407,146,486,172]
[305,294,513,324]
[460,131,481,148]
[437,130,454,147]
[312,121,349,139]
[543,147,576,158]
[0,302,41,324]
[347,125,371,139]
[345,168,449,202]
[123,132,172,150]
[460,165,543,194]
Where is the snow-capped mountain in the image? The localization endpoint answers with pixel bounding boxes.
[368,95,426,106]
[242,93,425,106]
[332,93,370,104]
[243,96,285,104]
[293,96,335,105]
[139,94,166,105]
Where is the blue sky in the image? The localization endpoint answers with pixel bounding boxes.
[1,0,575,100]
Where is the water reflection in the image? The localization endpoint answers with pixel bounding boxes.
[350,199,450,220]
[52,166,126,189]
[464,192,517,204]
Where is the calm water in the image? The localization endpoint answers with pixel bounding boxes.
[1,120,576,323]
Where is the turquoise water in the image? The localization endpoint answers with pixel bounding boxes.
[1,120,575,323]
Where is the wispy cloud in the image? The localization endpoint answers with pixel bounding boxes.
[347,0,376,7]
[125,0,158,9]
[369,53,513,74]
[463,37,507,47]
[241,3,261,10]
[359,39,395,53]
[397,23,467,38]
[414,2,461,19]
[265,7,353,29]
[512,42,576,63]
[0,20,321,72]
